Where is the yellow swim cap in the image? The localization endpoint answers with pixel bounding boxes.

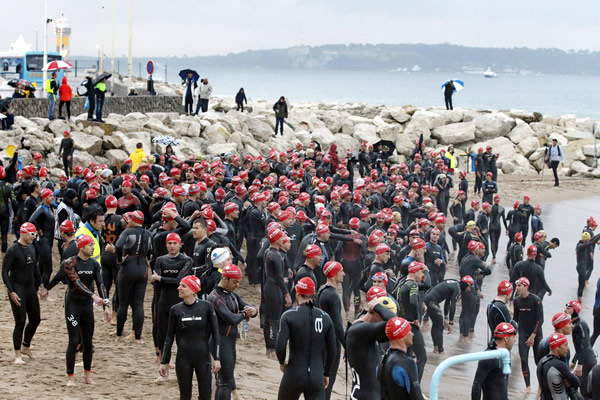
[378,296,397,314]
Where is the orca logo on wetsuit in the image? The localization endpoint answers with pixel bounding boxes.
[315,316,323,333]
[78,270,94,275]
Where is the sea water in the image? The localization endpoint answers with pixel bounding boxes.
[163,68,600,120]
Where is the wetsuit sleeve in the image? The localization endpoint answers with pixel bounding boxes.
[418,271,432,291]
[131,190,148,207]
[267,251,288,296]
[445,285,460,322]
[207,303,221,360]
[173,216,191,235]
[476,259,491,276]
[319,289,346,347]
[323,314,337,377]
[329,232,355,242]
[160,306,177,364]
[471,359,492,400]
[114,229,127,261]
[513,298,520,323]
[537,268,552,294]
[58,139,64,155]
[551,360,580,390]
[46,264,66,291]
[94,260,108,299]
[28,206,44,228]
[212,295,245,326]
[1,246,17,293]
[275,313,290,364]
[533,297,543,336]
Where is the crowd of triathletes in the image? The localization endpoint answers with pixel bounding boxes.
[2,135,600,400]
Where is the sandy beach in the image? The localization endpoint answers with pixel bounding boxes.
[2,172,600,400]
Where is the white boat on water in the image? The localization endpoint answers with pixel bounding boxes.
[484,67,497,78]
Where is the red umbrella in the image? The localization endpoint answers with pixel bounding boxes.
[42,60,73,71]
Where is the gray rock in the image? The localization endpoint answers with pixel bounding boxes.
[47,119,71,135]
[104,149,129,166]
[172,119,201,137]
[404,117,431,143]
[473,113,516,140]
[507,120,535,144]
[571,160,590,175]
[143,118,176,136]
[516,136,540,157]
[70,131,103,156]
[499,153,536,175]
[473,137,516,160]
[319,110,344,133]
[204,123,230,145]
[378,123,403,141]
[244,116,275,142]
[102,134,124,150]
[558,114,577,129]
[583,144,600,157]
[576,118,595,133]
[72,150,96,167]
[388,108,411,124]
[508,109,536,123]
[310,128,336,148]
[562,129,593,141]
[353,124,379,144]
[548,132,568,146]
[207,143,238,156]
[395,133,415,156]
[431,121,475,145]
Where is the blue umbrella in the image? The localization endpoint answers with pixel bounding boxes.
[441,79,464,93]
[152,135,180,146]
[179,69,199,83]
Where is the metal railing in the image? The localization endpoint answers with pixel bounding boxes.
[429,348,511,400]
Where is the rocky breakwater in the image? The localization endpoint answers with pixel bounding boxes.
[3,97,600,179]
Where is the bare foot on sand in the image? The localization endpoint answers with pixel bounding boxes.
[84,372,96,385]
[21,347,36,359]
[14,357,26,365]
[66,376,77,386]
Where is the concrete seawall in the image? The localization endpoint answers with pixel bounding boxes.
[8,95,182,118]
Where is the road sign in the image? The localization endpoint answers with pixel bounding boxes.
[146,60,154,75]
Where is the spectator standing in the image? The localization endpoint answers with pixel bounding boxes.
[181,72,196,115]
[83,76,95,121]
[235,88,247,112]
[444,80,455,110]
[273,96,288,136]
[197,78,213,114]
[58,76,72,120]
[94,77,107,123]
[45,71,58,120]
[0,100,14,130]
[129,143,147,173]
[546,138,565,187]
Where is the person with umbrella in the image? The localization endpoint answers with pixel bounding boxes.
[83,76,96,121]
[443,80,456,110]
[45,71,59,120]
[94,74,109,123]
[180,70,198,116]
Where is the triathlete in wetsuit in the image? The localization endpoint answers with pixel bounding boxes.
[506,201,522,251]
[29,188,55,287]
[486,280,515,340]
[317,261,346,400]
[114,210,152,341]
[509,245,552,299]
[49,235,110,384]
[513,277,544,391]
[489,195,507,263]
[276,277,336,400]
[2,222,41,364]
[566,301,597,399]
[208,264,258,400]
[377,317,425,400]
[471,322,516,400]
[459,241,491,337]
[537,333,580,400]
[506,232,523,272]
[0,167,16,253]
[159,275,221,400]
[576,231,600,302]
[518,197,534,240]
[424,277,471,354]
[152,233,193,360]
[346,300,397,400]
[263,228,291,356]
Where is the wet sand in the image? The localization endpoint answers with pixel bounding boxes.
[2,173,600,399]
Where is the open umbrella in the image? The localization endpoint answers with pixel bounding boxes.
[178,69,199,83]
[441,79,464,93]
[93,72,112,86]
[152,135,180,147]
[18,79,36,92]
[373,140,396,156]
[6,79,18,88]
[42,60,73,71]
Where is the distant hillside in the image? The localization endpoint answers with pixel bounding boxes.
[72,43,600,76]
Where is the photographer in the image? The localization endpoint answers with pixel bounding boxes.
[545,138,564,187]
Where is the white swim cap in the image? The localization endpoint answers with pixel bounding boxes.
[211,247,231,266]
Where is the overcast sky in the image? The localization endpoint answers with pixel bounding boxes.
[2,0,599,57]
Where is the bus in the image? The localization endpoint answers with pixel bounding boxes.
[0,51,64,88]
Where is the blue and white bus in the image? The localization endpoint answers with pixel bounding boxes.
[0,51,64,87]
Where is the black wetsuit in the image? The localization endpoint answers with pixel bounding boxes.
[459,253,491,335]
[471,343,509,400]
[489,203,506,259]
[155,253,193,351]
[571,317,597,398]
[276,301,336,400]
[576,235,600,298]
[263,247,289,351]
[509,259,552,299]
[246,206,266,284]
[208,286,253,400]
[518,204,534,240]
[317,284,345,400]
[537,354,580,400]
[57,255,107,375]
[587,364,600,400]
[29,203,55,287]
[346,304,397,400]
[294,265,318,289]
[506,242,523,272]
[102,213,124,310]
[337,233,366,314]
[377,347,425,400]
[513,293,543,387]
[2,241,41,350]
[161,299,221,400]
[423,279,462,353]
[0,180,14,253]
[486,299,514,340]
[115,226,152,339]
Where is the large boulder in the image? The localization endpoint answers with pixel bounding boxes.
[70,131,103,156]
[102,133,124,150]
[204,123,230,145]
[507,110,537,123]
[310,128,336,148]
[395,133,415,156]
[172,119,201,137]
[571,160,591,175]
[436,109,464,124]
[104,149,129,166]
[473,113,516,140]
[319,110,344,133]
[244,116,274,142]
[558,114,577,129]
[14,116,39,130]
[576,118,595,133]
[353,124,379,144]
[583,144,600,157]
[473,137,516,160]
[381,107,411,124]
[507,120,535,144]
[143,118,176,136]
[47,119,71,135]
[378,123,403,142]
[207,143,238,156]
[287,110,325,132]
[403,117,431,143]
[562,129,593,141]
[72,150,97,167]
[516,136,540,157]
[431,121,475,145]
[499,153,536,175]
[331,134,361,153]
